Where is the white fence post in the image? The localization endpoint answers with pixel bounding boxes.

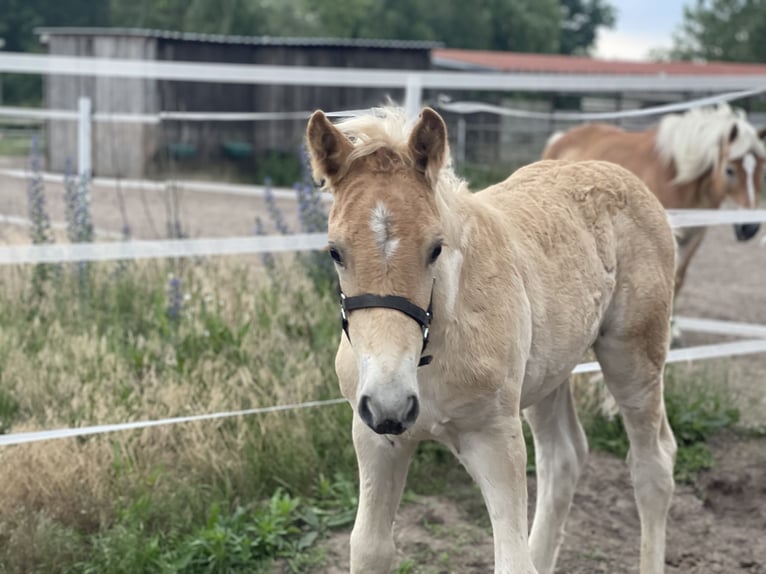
[404,74,423,119]
[456,116,466,165]
[77,96,92,179]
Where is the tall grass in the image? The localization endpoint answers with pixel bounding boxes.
[0,258,355,572]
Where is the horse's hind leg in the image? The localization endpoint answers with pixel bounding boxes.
[594,326,677,574]
[526,380,589,574]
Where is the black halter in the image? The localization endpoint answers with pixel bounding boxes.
[339,282,435,367]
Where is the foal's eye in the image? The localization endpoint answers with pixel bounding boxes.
[725,165,736,178]
[429,243,443,264]
[329,246,344,266]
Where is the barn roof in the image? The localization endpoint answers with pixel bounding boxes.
[35,27,441,51]
[433,48,766,76]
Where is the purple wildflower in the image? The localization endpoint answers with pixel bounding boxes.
[27,137,52,245]
[167,275,183,321]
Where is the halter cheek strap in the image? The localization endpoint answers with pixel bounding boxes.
[339,283,434,367]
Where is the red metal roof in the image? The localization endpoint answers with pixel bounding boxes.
[433,48,766,76]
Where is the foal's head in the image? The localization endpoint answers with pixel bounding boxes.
[720,125,766,241]
[306,108,448,435]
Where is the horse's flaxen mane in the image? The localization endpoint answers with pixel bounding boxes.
[656,103,766,184]
[334,106,469,200]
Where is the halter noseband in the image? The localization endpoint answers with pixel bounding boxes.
[339,282,434,367]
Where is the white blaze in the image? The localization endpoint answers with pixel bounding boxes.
[370,201,399,259]
[743,152,757,208]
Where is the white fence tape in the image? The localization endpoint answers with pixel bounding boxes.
[2,210,766,265]
[0,168,332,202]
[0,399,348,447]
[0,234,328,265]
[2,52,765,93]
[2,87,765,127]
[573,338,766,374]
[674,316,766,339]
[436,86,766,122]
[2,337,765,447]
[0,106,366,125]
[667,209,766,229]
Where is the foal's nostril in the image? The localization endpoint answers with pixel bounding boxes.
[403,394,420,424]
[358,395,374,428]
[735,223,760,241]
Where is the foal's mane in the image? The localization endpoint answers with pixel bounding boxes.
[333,106,469,201]
[656,103,766,184]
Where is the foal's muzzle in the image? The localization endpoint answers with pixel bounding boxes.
[734,223,760,241]
[358,393,420,435]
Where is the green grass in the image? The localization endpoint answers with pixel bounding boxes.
[456,161,522,190]
[0,259,358,573]
[0,136,39,157]
[578,367,740,484]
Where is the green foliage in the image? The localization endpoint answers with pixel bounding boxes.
[1,0,617,104]
[581,368,741,483]
[559,0,616,55]
[668,0,766,62]
[0,0,110,104]
[0,388,20,434]
[75,478,358,574]
[457,161,521,191]
[395,559,417,574]
[256,151,303,188]
[0,258,361,573]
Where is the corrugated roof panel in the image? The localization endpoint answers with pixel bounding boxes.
[433,48,766,76]
[35,27,441,50]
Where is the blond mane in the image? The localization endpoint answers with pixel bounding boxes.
[656,103,766,184]
[334,106,469,200]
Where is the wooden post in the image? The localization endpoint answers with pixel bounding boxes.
[404,74,423,119]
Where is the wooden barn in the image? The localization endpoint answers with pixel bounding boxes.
[37,28,438,179]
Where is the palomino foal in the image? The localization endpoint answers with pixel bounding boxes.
[307,106,677,574]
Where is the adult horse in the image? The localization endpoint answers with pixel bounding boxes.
[543,104,766,298]
[307,106,676,574]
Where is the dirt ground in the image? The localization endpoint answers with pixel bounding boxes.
[2,172,765,573]
[321,433,766,573]
[0,171,308,240]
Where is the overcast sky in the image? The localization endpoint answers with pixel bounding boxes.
[594,0,686,60]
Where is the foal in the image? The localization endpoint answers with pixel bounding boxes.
[307,106,677,574]
[544,104,766,297]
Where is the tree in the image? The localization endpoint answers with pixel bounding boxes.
[299,0,563,52]
[669,0,766,62]
[0,0,109,103]
[559,0,616,55]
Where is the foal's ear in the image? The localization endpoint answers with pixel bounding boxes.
[408,107,448,186]
[728,123,739,143]
[306,110,353,188]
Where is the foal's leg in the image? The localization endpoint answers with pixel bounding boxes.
[526,380,589,574]
[459,414,538,574]
[350,415,416,574]
[594,335,677,574]
[673,227,705,299]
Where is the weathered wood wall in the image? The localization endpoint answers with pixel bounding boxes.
[46,35,158,178]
